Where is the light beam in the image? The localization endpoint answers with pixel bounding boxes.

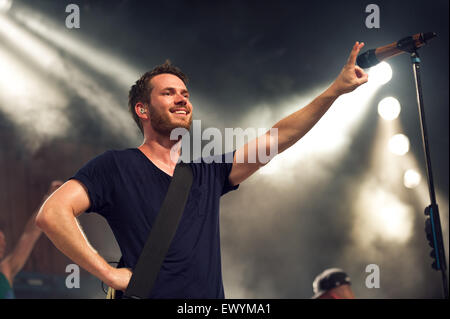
[378,97,401,121]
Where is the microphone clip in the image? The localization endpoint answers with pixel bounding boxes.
[397,32,436,53]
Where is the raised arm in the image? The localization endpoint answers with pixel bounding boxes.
[229,42,368,186]
[0,181,62,286]
[35,180,132,291]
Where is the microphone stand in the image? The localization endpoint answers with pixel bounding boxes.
[409,48,448,299]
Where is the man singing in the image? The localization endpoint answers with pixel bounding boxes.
[36,42,368,298]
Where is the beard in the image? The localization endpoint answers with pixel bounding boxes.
[149,105,192,135]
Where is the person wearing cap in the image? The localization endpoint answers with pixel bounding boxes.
[312,268,355,299]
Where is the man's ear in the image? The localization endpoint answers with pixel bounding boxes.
[135,102,148,120]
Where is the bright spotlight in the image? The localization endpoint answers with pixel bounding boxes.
[388,134,410,156]
[0,0,12,12]
[404,169,421,189]
[369,62,392,86]
[353,182,414,245]
[378,97,401,120]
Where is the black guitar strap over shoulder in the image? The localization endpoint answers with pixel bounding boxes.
[122,162,193,299]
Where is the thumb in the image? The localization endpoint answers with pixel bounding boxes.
[357,73,369,85]
[354,65,366,78]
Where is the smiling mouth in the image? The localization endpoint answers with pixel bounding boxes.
[170,108,189,116]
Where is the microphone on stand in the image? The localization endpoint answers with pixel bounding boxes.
[359,31,448,298]
[356,32,436,68]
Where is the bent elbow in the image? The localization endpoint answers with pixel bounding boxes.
[35,208,48,230]
[35,202,56,231]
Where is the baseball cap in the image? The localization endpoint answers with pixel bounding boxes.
[312,268,351,299]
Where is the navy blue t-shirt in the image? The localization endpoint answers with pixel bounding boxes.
[70,148,238,299]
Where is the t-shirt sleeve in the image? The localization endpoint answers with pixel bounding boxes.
[217,151,239,196]
[69,151,116,216]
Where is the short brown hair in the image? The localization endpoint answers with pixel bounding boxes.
[128,60,189,134]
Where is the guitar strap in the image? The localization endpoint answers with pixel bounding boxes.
[108,162,193,299]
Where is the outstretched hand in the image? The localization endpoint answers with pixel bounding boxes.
[330,42,369,96]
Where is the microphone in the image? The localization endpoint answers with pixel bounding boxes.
[357,32,437,68]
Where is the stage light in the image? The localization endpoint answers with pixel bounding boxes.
[377,199,413,243]
[388,134,410,156]
[255,76,382,179]
[404,169,421,189]
[378,97,401,120]
[0,0,12,12]
[0,14,137,145]
[12,5,140,88]
[353,182,414,245]
[0,14,61,70]
[368,62,392,86]
[0,43,70,145]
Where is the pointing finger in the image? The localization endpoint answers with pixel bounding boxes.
[347,41,365,66]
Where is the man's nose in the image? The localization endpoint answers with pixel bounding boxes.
[174,93,188,105]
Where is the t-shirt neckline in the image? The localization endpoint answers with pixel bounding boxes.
[131,148,174,179]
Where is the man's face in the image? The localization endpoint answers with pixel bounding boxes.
[146,73,193,135]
